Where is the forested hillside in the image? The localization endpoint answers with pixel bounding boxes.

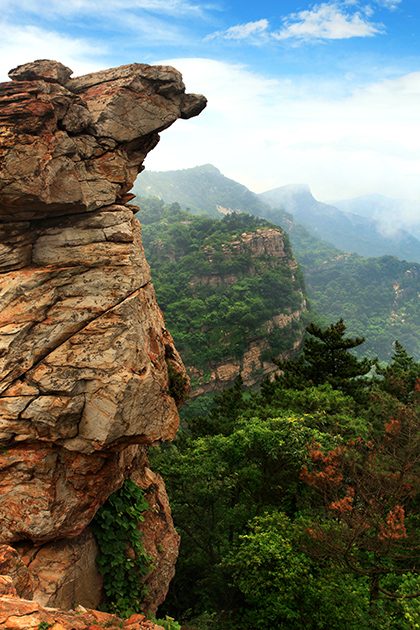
[136,198,309,394]
[134,165,420,263]
[151,323,420,630]
[133,164,269,218]
[134,189,420,363]
[306,254,420,361]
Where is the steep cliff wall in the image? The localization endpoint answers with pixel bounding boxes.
[0,59,206,626]
[188,228,307,395]
[136,203,309,397]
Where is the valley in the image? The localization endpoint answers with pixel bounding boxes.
[136,199,309,396]
[134,165,420,368]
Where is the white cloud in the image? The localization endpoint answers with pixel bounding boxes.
[0,23,104,82]
[0,0,203,18]
[143,58,420,204]
[206,2,386,43]
[273,3,383,41]
[205,19,269,41]
[0,0,205,46]
[375,0,402,8]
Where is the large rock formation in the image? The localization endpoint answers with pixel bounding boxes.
[0,59,206,621]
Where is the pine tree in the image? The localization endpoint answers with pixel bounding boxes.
[274,319,375,396]
[375,341,420,403]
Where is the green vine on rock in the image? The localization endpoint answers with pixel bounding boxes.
[92,478,153,619]
[167,361,189,406]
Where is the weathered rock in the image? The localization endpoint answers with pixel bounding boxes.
[0,444,140,543]
[0,59,203,619]
[0,208,182,456]
[0,545,33,599]
[133,465,181,615]
[0,60,206,221]
[9,60,73,85]
[0,576,16,597]
[18,527,102,610]
[0,449,179,613]
[0,593,164,629]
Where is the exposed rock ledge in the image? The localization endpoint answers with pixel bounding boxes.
[0,59,205,621]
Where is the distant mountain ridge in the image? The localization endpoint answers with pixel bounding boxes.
[134,167,420,363]
[134,165,420,263]
[259,184,420,263]
[133,164,269,218]
[332,193,420,241]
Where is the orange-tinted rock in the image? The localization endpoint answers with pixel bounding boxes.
[18,527,102,609]
[0,545,32,598]
[0,576,17,597]
[124,614,146,626]
[0,61,206,221]
[0,59,202,621]
[0,593,166,629]
[0,443,138,543]
[133,465,181,615]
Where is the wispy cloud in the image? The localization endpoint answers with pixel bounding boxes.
[206,1,391,43]
[205,19,268,41]
[274,3,383,41]
[0,0,204,18]
[375,0,402,9]
[0,0,205,52]
[0,22,105,81]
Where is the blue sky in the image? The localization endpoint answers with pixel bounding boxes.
[1,0,420,207]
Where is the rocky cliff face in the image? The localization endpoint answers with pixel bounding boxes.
[189,229,307,395]
[0,59,206,626]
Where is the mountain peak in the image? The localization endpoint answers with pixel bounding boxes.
[259,183,317,213]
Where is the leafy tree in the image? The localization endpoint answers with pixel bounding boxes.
[151,377,355,623]
[299,384,420,605]
[230,512,371,630]
[150,378,337,620]
[152,326,420,629]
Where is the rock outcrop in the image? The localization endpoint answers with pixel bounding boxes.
[187,229,307,396]
[0,59,205,622]
[0,590,166,630]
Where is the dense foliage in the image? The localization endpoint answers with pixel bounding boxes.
[92,479,152,618]
[150,322,420,629]
[305,254,420,361]
[133,170,420,363]
[136,198,307,376]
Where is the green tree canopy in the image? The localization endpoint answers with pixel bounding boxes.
[273,318,376,396]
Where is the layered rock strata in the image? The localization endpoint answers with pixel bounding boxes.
[188,229,307,395]
[0,59,205,619]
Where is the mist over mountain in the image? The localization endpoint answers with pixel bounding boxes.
[259,185,420,263]
[134,165,420,264]
[332,194,420,241]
